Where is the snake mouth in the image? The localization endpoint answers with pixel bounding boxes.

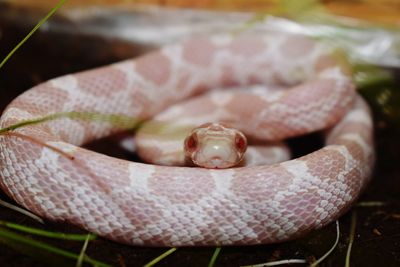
[209,157,223,168]
[203,156,234,169]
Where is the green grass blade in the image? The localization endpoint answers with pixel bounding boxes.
[0,198,44,224]
[0,111,140,135]
[0,220,96,241]
[76,233,94,267]
[345,212,357,267]
[0,227,111,267]
[241,259,306,267]
[310,220,340,267]
[208,247,222,267]
[356,201,386,207]
[143,248,177,267]
[354,64,394,89]
[0,0,67,70]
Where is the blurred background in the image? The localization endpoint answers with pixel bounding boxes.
[9,0,400,25]
[0,1,399,266]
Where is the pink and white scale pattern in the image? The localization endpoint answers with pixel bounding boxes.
[0,32,374,246]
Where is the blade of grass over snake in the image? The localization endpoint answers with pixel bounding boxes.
[241,259,307,267]
[345,212,357,267]
[0,220,96,241]
[356,201,386,207]
[0,199,44,224]
[76,233,94,267]
[143,248,177,267]
[0,111,141,135]
[310,220,340,267]
[0,227,111,267]
[241,221,339,267]
[208,247,221,267]
[0,0,67,70]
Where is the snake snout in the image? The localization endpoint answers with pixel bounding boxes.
[186,123,247,169]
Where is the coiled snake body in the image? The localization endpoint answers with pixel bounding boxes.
[0,32,374,246]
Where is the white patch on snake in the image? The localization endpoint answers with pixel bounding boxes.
[50,75,78,92]
[27,147,71,217]
[128,163,155,192]
[321,146,353,203]
[339,133,372,163]
[48,119,86,145]
[253,89,285,103]
[1,107,35,123]
[326,145,353,172]
[272,146,292,162]
[345,109,373,126]
[139,139,183,154]
[156,106,185,120]
[319,67,345,79]
[210,91,233,106]
[243,148,263,166]
[38,146,61,169]
[282,160,320,193]
[112,61,140,97]
[211,35,233,46]
[210,169,235,193]
[46,141,78,154]
[112,60,134,74]
[120,137,136,153]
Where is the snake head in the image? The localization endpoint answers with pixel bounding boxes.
[184,123,247,169]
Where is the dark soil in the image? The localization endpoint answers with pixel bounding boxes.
[0,3,399,267]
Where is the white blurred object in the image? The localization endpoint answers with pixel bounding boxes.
[48,5,400,67]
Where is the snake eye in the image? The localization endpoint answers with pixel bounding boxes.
[235,133,247,153]
[185,134,198,153]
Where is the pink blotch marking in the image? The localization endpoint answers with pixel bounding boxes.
[180,97,218,117]
[136,145,164,164]
[229,35,266,57]
[344,167,363,196]
[330,121,372,145]
[281,34,315,58]
[225,93,268,122]
[182,38,216,66]
[247,62,275,85]
[278,79,336,111]
[335,138,365,163]
[135,52,172,86]
[283,190,322,229]
[176,71,191,92]
[301,148,346,180]
[128,89,156,118]
[231,165,294,201]
[75,148,132,189]
[314,54,338,72]
[220,64,238,87]
[271,71,288,86]
[76,67,128,97]
[113,164,165,231]
[11,83,70,116]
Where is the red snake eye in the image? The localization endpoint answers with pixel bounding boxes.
[185,134,198,152]
[235,134,247,153]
